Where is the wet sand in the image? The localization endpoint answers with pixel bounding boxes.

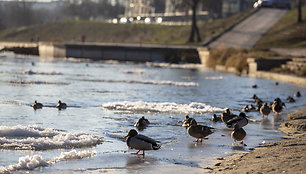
[206,107,306,174]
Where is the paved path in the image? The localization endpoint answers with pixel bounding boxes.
[209,8,287,49]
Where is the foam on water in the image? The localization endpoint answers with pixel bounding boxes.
[102,101,224,114]
[0,150,96,173]
[8,80,70,85]
[0,125,102,150]
[145,62,205,69]
[81,79,198,87]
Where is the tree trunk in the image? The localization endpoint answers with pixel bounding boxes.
[297,0,302,23]
[188,0,201,43]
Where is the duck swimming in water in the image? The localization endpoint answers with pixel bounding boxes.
[125,129,160,156]
[56,100,67,110]
[134,116,150,130]
[212,114,221,122]
[180,115,196,127]
[187,120,214,142]
[221,109,237,123]
[32,100,43,110]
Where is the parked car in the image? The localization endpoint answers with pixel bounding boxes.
[253,0,273,8]
[273,0,291,9]
[253,0,291,9]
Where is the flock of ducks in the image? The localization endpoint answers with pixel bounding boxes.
[32,100,67,110]
[31,88,302,157]
[125,89,302,156]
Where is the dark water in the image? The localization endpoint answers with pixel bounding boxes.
[0,52,305,173]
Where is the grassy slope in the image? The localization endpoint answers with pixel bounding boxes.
[0,10,253,45]
[255,6,306,48]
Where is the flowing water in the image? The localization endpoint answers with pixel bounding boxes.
[0,52,305,173]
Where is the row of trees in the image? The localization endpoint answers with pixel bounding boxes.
[0,0,124,30]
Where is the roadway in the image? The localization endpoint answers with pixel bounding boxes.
[208,8,287,49]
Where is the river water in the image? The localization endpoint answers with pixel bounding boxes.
[0,52,305,173]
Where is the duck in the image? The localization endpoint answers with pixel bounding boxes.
[221,109,237,123]
[294,91,301,97]
[134,116,150,130]
[260,102,271,118]
[248,104,256,111]
[286,96,295,103]
[272,98,285,115]
[226,112,248,131]
[32,100,43,110]
[275,82,279,85]
[241,105,249,112]
[251,84,257,88]
[231,128,247,145]
[56,100,67,110]
[125,129,160,156]
[187,120,214,142]
[212,114,221,122]
[180,115,196,127]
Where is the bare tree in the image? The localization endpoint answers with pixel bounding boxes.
[178,0,202,43]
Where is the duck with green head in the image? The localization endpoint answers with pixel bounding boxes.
[125,129,160,156]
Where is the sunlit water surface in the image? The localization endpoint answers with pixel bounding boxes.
[0,52,305,173]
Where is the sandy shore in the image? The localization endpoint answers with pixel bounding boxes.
[206,107,306,174]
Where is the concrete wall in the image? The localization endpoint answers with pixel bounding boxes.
[247,57,291,74]
[247,57,306,86]
[197,47,210,65]
[38,43,66,58]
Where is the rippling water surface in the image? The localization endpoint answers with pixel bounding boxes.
[0,52,305,173]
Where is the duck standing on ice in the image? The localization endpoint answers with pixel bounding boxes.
[125,129,160,156]
[260,102,271,118]
[187,119,214,142]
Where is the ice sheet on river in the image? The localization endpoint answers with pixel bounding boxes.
[0,149,96,173]
[0,125,102,150]
[102,101,224,114]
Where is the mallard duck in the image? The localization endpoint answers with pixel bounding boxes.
[187,120,214,142]
[134,116,150,130]
[294,91,301,97]
[125,129,160,156]
[32,100,43,110]
[275,82,279,85]
[260,103,271,118]
[221,109,237,123]
[241,105,249,112]
[248,104,256,111]
[286,96,295,103]
[272,98,285,115]
[56,100,67,110]
[231,128,246,145]
[212,114,221,122]
[180,115,196,127]
[226,112,248,131]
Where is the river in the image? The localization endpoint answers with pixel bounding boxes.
[0,52,305,173]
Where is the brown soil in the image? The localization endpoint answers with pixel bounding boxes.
[206,107,306,174]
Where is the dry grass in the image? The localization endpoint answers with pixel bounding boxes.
[255,6,306,48]
[0,10,254,45]
[207,48,280,72]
